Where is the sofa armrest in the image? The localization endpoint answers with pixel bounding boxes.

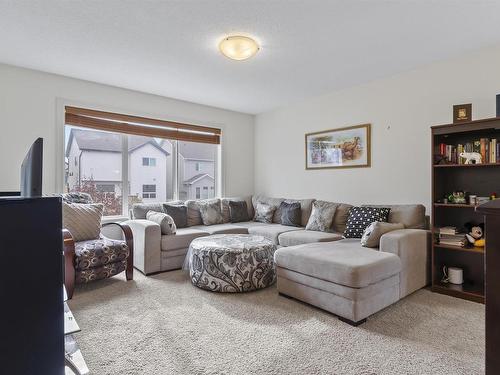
[124,219,161,275]
[379,229,431,298]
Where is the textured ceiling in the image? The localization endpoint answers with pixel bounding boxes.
[1,1,500,114]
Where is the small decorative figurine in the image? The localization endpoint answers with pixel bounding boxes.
[459,151,482,164]
[464,222,485,248]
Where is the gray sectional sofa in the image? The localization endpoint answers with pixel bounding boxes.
[126,195,430,325]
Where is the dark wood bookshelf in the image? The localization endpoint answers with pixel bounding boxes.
[430,117,500,303]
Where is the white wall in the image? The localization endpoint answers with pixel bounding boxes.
[255,46,500,212]
[0,63,254,197]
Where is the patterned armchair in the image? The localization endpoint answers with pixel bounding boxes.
[62,193,133,299]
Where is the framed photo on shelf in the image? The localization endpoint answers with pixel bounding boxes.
[305,124,371,170]
[453,103,472,123]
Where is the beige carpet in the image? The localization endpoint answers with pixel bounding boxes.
[69,271,484,375]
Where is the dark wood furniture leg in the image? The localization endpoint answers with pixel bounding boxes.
[102,222,134,281]
[63,229,76,300]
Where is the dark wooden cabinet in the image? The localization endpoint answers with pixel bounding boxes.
[0,197,64,375]
[476,200,500,374]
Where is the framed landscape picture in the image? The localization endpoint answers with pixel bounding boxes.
[305,124,371,169]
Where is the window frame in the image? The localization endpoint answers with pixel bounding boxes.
[59,102,223,218]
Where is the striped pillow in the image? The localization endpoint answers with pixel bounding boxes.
[63,203,104,242]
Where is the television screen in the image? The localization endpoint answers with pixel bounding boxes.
[20,138,43,197]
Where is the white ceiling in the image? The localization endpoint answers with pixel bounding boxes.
[1,1,500,114]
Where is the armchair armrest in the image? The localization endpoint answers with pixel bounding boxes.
[63,229,76,299]
[123,220,161,275]
[102,222,134,281]
[379,229,431,298]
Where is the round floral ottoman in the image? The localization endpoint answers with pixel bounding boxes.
[186,234,277,292]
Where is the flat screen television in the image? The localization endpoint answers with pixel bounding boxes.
[20,138,43,197]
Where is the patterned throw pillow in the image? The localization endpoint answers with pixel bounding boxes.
[254,203,276,223]
[305,200,337,232]
[343,207,391,239]
[146,211,177,235]
[163,203,188,228]
[229,200,249,223]
[280,201,302,227]
[198,199,224,226]
[360,222,404,248]
[63,202,104,242]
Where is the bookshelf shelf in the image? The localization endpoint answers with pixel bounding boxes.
[433,162,500,168]
[434,242,485,254]
[433,203,476,208]
[430,118,497,304]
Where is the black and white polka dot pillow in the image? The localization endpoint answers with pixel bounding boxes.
[343,207,391,238]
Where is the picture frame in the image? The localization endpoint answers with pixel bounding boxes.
[453,103,472,123]
[305,123,371,170]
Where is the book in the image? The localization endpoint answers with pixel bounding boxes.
[439,226,457,235]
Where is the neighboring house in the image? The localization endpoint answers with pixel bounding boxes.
[66,129,216,201]
[66,129,172,201]
[178,141,216,200]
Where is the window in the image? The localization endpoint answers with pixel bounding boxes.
[64,106,221,216]
[142,184,157,199]
[142,157,156,167]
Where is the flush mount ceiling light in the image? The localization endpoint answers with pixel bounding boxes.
[218,35,260,61]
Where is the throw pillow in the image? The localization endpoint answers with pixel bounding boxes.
[254,202,276,223]
[163,203,188,228]
[229,200,249,223]
[63,202,104,242]
[305,200,338,232]
[132,202,165,220]
[361,222,404,248]
[146,211,177,235]
[198,199,224,226]
[185,200,203,226]
[343,206,391,238]
[280,201,302,227]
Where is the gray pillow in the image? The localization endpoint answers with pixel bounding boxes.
[361,222,404,248]
[254,202,276,223]
[163,203,187,228]
[146,211,177,235]
[63,202,104,242]
[305,200,337,232]
[280,201,302,227]
[132,203,165,220]
[198,199,224,226]
[229,201,249,223]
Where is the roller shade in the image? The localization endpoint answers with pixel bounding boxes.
[65,106,221,144]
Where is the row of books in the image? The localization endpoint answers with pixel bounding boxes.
[438,138,499,164]
[437,227,467,247]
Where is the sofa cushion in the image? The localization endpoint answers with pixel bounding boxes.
[274,240,401,288]
[190,223,248,235]
[229,200,250,223]
[278,230,343,247]
[362,204,426,229]
[221,197,254,223]
[163,203,188,228]
[343,206,391,238]
[146,211,176,235]
[331,203,353,233]
[63,202,104,242]
[280,198,315,227]
[254,202,276,223]
[252,195,285,223]
[305,200,338,232]
[75,237,129,271]
[161,228,209,251]
[280,201,302,227]
[247,224,302,245]
[233,221,268,229]
[198,199,224,225]
[361,222,404,248]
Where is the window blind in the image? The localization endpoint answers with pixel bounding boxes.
[65,106,221,144]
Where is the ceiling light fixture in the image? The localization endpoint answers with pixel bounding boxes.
[218,35,260,61]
